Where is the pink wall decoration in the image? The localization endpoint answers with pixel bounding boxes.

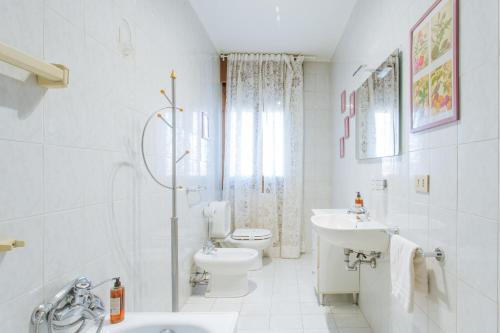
[344,116,350,138]
[341,90,346,113]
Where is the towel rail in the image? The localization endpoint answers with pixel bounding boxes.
[0,41,69,88]
[385,227,445,262]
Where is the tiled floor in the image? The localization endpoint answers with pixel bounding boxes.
[182,254,373,333]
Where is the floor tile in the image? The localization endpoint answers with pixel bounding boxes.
[332,314,369,328]
[271,301,302,314]
[241,302,272,315]
[270,314,303,329]
[302,314,335,329]
[211,302,242,312]
[184,254,372,333]
[238,315,270,330]
[181,303,212,312]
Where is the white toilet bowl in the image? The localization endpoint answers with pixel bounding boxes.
[194,248,258,298]
[205,201,272,271]
[225,228,272,270]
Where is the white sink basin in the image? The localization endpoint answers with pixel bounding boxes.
[310,213,390,252]
[85,312,238,333]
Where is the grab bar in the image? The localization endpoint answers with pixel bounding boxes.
[0,41,69,88]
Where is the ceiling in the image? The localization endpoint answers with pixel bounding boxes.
[188,0,357,61]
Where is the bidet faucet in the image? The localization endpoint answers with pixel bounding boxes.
[30,276,108,333]
[202,240,217,254]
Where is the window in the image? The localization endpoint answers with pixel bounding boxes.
[227,110,284,178]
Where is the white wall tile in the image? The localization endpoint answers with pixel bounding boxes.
[0,141,43,221]
[429,146,457,210]
[0,0,43,58]
[43,9,87,148]
[46,0,84,28]
[457,213,498,301]
[0,0,220,323]
[44,145,85,212]
[458,140,499,220]
[429,206,457,277]
[427,270,457,333]
[0,217,43,304]
[329,0,500,332]
[457,281,498,333]
[0,75,44,143]
[0,288,43,333]
[409,150,430,204]
[459,60,499,144]
[459,0,499,75]
[303,62,333,251]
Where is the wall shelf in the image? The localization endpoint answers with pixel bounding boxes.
[0,41,69,88]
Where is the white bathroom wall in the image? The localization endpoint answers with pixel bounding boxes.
[303,62,333,251]
[0,0,220,331]
[330,0,499,332]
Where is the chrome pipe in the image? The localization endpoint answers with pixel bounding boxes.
[170,70,179,312]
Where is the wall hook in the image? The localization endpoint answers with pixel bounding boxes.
[176,150,190,163]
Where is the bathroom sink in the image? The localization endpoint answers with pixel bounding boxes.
[84,312,238,333]
[310,213,390,252]
[311,208,347,216]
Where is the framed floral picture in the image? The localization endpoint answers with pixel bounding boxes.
[344,116,350,138]
[341,90,346,113]
[410,0,458,132]
[349,91,356,117]
[340,137,345,158]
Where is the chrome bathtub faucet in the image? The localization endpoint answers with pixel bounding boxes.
[31,276,108,333]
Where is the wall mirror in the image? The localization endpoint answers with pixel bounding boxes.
[355,50,400,160]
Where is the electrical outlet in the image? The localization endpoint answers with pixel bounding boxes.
[415,175,430,193]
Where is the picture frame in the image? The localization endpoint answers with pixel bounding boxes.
[344,116,350,138]
[202,112,209,139]
[410,0,459,132]
[340,137,345,158]
[341,90,346,113]
[349,91,355,117]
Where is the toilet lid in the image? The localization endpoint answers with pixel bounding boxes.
[232,228,272,241]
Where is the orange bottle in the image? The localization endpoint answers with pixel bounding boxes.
[110,277,125,324]
[355,192,364,208]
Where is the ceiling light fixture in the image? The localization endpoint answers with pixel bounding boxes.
[275,5,280,22]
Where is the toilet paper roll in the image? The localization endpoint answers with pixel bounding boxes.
[209,201,231,238]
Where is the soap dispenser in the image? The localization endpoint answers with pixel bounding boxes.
[110,277,125,324]
[355,192,364,208]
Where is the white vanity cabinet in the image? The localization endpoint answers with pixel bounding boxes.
[311,210,360,304]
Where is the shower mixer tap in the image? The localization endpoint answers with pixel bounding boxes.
[30,276,108,333]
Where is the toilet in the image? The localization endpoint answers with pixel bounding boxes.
[225,228,272,270]
[205,201,272,270]
[194,248,258,297]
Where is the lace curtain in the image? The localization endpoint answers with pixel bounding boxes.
[223,53,304,258]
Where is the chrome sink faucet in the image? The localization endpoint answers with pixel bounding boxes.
[30,276,110,333]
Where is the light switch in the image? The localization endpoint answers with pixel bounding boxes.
[415,175,430,193]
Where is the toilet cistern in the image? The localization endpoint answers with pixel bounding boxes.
[202,204,219,254]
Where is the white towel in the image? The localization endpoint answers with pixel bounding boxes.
[390,235,428,312]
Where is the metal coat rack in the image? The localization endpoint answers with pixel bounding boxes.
[141,70,189,312]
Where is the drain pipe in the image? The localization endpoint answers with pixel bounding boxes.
[344,249,380,271]
[344,249,360,271]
